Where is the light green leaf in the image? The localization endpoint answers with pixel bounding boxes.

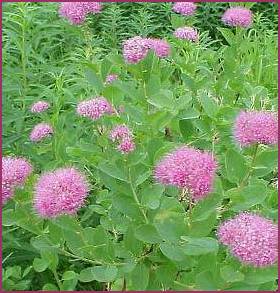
[33,258,49,273]
[134,224,162,244]
[62,271,77,281]
[220,265,244,283]
[180,237,219,255]
[98,161,128,182]
[159,243,185,261]
[225,149,248,183]
[79,266,118,283]
[199,92,219,118]
[130,263,150,290]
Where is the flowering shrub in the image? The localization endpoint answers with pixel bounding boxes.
[2,1,278,291]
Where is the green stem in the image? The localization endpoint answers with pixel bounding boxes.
[128,168,148,223]
[240,144,259,188]
[52,269,62,291]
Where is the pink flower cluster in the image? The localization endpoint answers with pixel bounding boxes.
[234,111,278,146]
[34,167,89,218]
[105,74,118,84]
[172,2,197,16]
[30,123,54,142]
[59,2,102,25]
[174,26,199,42]
[222,7,253,28]
[123,36,170,64]
[77,97,115,120]
[109,124,135,154]
[2,156,32,203]
[154,146,217,200]
[30,101,50,113]
[218,212,278,267]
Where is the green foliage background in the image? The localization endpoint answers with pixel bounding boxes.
[2,1,278,291]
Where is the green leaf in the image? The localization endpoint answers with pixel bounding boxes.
[62,271,77,281]
[41,251,58,272]
[130,263,150,290]
[79,266,118,283]
[195,271,218,290]
[154,211,186,242]
[53,215,82,232]
[244,267,277,285]
[140,184,164,210]
[225,149,248,183]
[217,28,235,45]
[159,243,185,261]
[33,258,49,272]
[220,265,244,283]
[61,279,78,291]
[134,224,162,244]
[179,119,194,140]
[199,92,219,118]
[227,180,267,211]
[42,283,58,291]
[84,67,103,93]
[180,237,219,255]
[191,193,221,222]
[253,149,277,177]
[98,161,128,182]
[135,170,152,186]
[112,193,144,221]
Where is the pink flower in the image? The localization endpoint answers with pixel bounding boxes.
[172,2,197,16]
[77,97,115,120]
[123,36,150,64]
[233,111,278,146]
[174,26,199,42]
[109,124,132,142]
[59,2,102,25]
[30,123,53,142]
[217,212,278,267]
[154,146,217,200]
[30,101,50,113]
[109,124,135,154]
[147,38,171,58]
[222,7,253,28]
[2,156,32,203]
[34,167,89,218]
[105,74,118,84]
[117,137,135,154]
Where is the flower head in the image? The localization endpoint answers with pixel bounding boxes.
[59,2,102,25]
[30,123,53,142]
[174,26,199,42]
[234,111,278,146]
[2,156,32,203]
[123,36,150,64]
[172,2,197,16]
[117,137,135,154]
[30,101,50,113]
[222,7,253,28]
[109,124,135,154]
[147,38,171,58]
[34,167,89,218]
[77,97,115,120]
[109,124,132,142]
[154,146,217,200]
[105,74,118,84]
[218,212,278,267]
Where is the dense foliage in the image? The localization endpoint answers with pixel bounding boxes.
[2,2,278,291]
